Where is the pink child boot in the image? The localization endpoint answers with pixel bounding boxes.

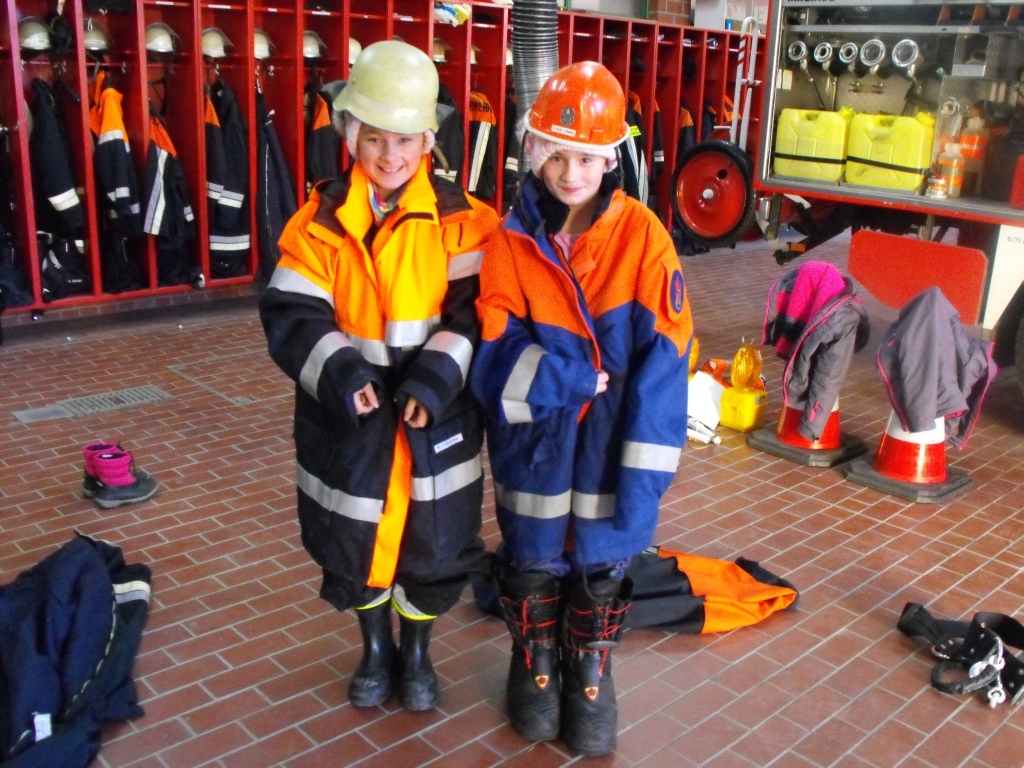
[82,441,118,498]
[93,450,158,509]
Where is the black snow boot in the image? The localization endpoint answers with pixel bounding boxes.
[348,602,397,707]
[398,616,440,711]
[498,569,562,742]
[560,577,633,757]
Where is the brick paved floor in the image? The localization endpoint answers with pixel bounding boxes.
[2,233,1023,768]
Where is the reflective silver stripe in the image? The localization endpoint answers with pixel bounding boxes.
[219,190,244,208]
[411,454,482,502]
[98,129,123,145]
[113,580,152,604]
[209,235,250,250]
[49,188,81,211]
[144,149,168,234]
[494,482,571,519]
[299,331,353,399]
[386,316,439,348]
[448,249,483,281]
[423,330,473,382]
[297,465,383,523]
[392,584,435,619]
[207,181,223,198]
[572,491,615,520]
[501,344,544,424]
[115,186,131,199]
[345,332,390,367]
[468,122,491,193]
[621,441,682,473]
[268,267,335,307]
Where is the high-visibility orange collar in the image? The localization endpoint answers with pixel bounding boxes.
[339,157,438,230]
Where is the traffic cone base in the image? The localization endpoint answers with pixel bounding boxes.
[746,402,867,468]
[842,413,973,503]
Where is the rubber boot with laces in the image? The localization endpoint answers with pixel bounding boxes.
[92,450,158,509]
[349,602,397,707]
[498,568,561,741]
[397,616,440,710]
[560,577,633,757]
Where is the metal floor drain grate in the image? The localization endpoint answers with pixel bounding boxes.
[59,386,171,416]
[13,385,172,424]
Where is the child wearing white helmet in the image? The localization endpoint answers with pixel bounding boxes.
[260,40,498,713]
[470,61,693,757]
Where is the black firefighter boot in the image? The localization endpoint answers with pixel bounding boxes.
[397,616,440,710]
[560,577,633,757]
[348,602,397,707]
[498,570,562,742]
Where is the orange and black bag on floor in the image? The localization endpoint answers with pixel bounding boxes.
[624,547,799,633]
[472,546,798,634]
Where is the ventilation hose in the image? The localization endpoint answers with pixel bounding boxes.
[510,0,560,173]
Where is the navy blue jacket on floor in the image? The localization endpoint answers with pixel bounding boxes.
[0,534,151,768]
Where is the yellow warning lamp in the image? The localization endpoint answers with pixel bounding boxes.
[688,336,701,376]
[730,340,762,390]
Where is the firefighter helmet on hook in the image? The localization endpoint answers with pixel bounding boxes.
[253,29,274,60]
[303,30,327,62]
[201,27,233,59]
[525,61,630,152]
[144,22,180,59]
[332,40,439,134]
[18,17,52,54]
[83,18,112,54]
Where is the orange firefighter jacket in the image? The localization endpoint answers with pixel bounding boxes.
[260,159,498,614]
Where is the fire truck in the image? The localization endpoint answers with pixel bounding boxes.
[672,0,1024,396]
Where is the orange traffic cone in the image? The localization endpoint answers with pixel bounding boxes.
[842,411,972,502]
[747,398,867,468]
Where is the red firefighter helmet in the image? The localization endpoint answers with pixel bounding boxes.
[525,61,630,150]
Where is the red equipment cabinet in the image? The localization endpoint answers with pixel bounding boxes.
[754,0,1024,397]
[0,1,764,325]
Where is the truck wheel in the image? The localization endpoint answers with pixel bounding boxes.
[671,140,757,250]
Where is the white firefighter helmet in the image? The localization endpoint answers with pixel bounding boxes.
[348,36,362,66]
[253,28,274,60]
[431,37,450,63]
[144,22,180,56]
[83,18,112,53]
[18,17,52,53]
[303,30,327,60]
[333,39,439,134]
[201,27,233,59]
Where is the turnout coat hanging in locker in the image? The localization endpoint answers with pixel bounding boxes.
[304,80,339,194]
[467,91,498,200]
[28,78,85,238]
[205,79,250,278]
[255,90,297,282]
[143,110,199,287]
[88,71,142,237]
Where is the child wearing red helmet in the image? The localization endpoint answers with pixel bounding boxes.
[471,61,694,756]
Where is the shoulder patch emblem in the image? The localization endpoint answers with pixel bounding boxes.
[670,270,685,316]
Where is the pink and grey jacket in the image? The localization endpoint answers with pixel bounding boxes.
[763,261,870,441]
